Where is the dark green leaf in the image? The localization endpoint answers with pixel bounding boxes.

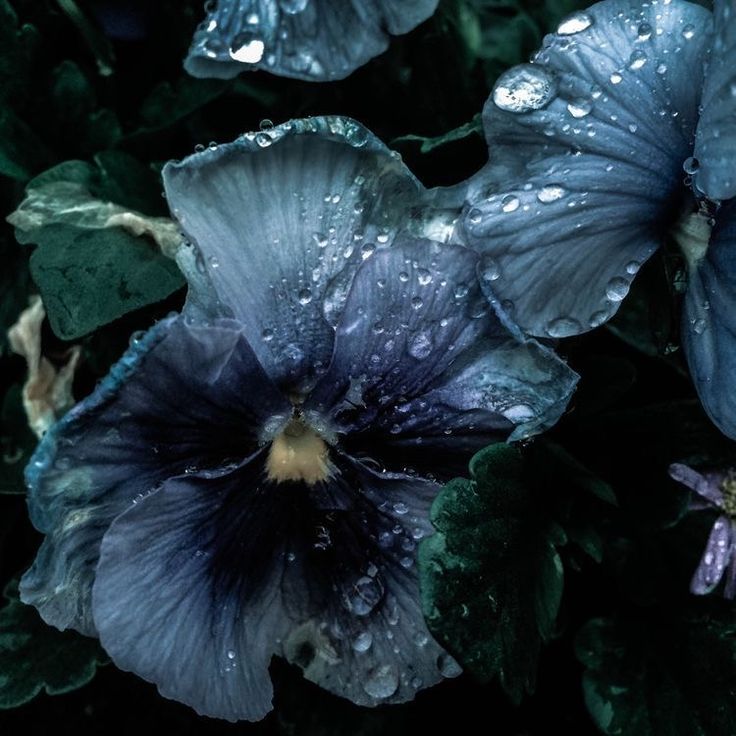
[0,236,31,355]
[0,108,52,181]
[419,443,566,703]
[0,579,106,708]
[29,224,183,340]
[576,606,736,736]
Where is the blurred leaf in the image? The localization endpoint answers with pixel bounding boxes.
[419,443,567,703]
[0,385,36,495]
[576,606,736,736]
[0,578,106,708]
[0,108,52,182]
[0,236,31,355]
[29,223,183,340]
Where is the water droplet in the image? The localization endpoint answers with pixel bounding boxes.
[545,317,582,338]
[279,0,309,13]
[360,242,376,259]
[363,664,399,699]
[417,268,432,286]
[398,271,410,283]
[393,502,409,515]
[209,256,219,268]
[693,318,707,335]
[411,296,423,310]
[352,632,373,652]
[297,288,312,305]
[682,24,695,40]
[226,649,236,660]
[625,260,641,275]
[493,64,557,113]
[343,576,384,616]
[656,62,668,75]
[537,184,567,203]
[610,71,623,84]
[501,194,520,213]
[468,207,483,225]
[437,653,462,678]
[567,98,592,118]
[408,331,434,360]
[606,277,630,302]
[255,131,272,147]
[637,22,652,41]
[262,328,274,342]
[588,310,609,328]
[229,33,265,63]
[557,12,593,34]
[628,49,647,70]
[480,256,501,281]
[683,156,700,175]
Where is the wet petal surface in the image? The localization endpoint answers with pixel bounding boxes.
[185,0,439,82]
[681,200,736,440]
[92,454,448,720]
[463,0,712,337]
[164,118,423,390]
[307,239,577,452]
[694,0,736,201]
[20,316,288,635]
[690,515,733,595]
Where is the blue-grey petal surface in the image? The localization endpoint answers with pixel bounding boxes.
[306,239,578,445]
[669,462,725,508]
[463,0,712,337]
[92,455,449,720]
[164,118,423,391]
[694,0,736,200]
[681,200,736,440]
[20,316,288,635]
[185,0,439,82]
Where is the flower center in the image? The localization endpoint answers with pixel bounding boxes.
[721,473,736,518]
[671,209,713,268]
[266,417,332,485]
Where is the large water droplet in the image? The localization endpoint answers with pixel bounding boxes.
[628,49,647,70]
[408,331,434,360]
[352,632,373,652]
[557,12,593,34]
[343,576,384,616]
[229,33,265,63]
[681,24,696,40]
[545,317,582,338]
[279,0,309,13]
[637,22,653,41]
[297,288,312,305]
[537,184,567,203]
[493,64,557,113]
[480,255,501,282]
[416,268,432,286]
[363,664,399,699]
[437,653,462,678]
[606,277,630,302]
[683,156,700,175]
[501,194,520,213]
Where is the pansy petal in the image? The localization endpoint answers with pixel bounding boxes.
[307,238,577,444]
[163,117,423,390]
[92,454,448,720]
[694,0,736,200]
[669,462,725,508]
[462,0,712,337]
[20,316,288,635]
[681,201,736,440]
[283,457,450,706]
[184,0,438,82]
[690,515,733,595]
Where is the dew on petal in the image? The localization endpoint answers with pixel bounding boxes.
[537,184,567,203]
[352,631,373,652]
[493,65,557,113]
[545,317,582,338]
[229,33,265,63]
[605,277,630,302]
[363,664,399,699]
[556,12,593,35]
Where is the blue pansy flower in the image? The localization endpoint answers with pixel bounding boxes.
[20,118,577,721]
[185,0,439,81]
[670,462,736,599]
[461,0,736,438]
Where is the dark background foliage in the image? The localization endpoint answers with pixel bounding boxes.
[1,1,734,734]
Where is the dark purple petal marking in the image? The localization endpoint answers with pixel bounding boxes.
[462,0,712,338]
[694,0,736,200]
[690,515,733,595]
[20,316,288,635]
[164,117,423,390]
[92,454,449,720]
[307,238,577,444]
[681,200,736,441]
[184,0,439,82]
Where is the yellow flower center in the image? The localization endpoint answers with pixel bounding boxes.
[721,473,736,518]
[266,417,332,485]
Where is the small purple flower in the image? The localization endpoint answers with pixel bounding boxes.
[462,0,736,439]
[20,117,577,721]
[185,0,439,81]
[670,462,736,598]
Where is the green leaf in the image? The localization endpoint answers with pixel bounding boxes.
[0,107,52,181]
[419,443,566,703]
[29,223,183,341]
[0,579,106,708]
[576,606,736,736]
